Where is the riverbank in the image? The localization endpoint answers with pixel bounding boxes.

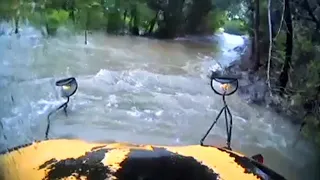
[217,37,320,149]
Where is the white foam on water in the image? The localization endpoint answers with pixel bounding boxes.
[0,25,319,179]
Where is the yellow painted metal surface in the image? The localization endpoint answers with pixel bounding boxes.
[0,139,267,180]
[165,145,260,180]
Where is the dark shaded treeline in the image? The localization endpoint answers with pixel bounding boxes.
[0,0,244,39]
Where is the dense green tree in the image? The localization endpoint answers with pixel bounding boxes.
[0,0,233,37]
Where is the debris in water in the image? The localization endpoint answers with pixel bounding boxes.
[11,95,14,104]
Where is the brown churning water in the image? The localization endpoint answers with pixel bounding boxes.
[0,27,319,180]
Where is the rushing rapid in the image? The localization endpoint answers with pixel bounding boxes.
[0,24,319,180]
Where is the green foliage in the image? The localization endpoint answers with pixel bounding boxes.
[301,114,320,147]
[295,28,313,55]
[208,9,227,33]
[0,0,19,20]
[106,7,122,33]
[28,11,44,29]
[259,0,320,146]
[307,60,320,84]
[45,9,69,31]
[0,0,246,37]
[222,19,248,35]
[138,2,155,31]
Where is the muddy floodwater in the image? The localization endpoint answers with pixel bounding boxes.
[0,25,319,180]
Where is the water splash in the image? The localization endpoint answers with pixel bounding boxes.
[0,25,318,180]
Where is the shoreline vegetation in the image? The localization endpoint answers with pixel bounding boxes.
[1,0,320,148]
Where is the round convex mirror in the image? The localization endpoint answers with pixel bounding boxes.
[210,75,238,96]
[55,77,78,98]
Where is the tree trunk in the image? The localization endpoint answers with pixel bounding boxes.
[253,0,260,71]
[129,5,139,36]
[84,30,87,45]
[85,11,90,45]
[249,0,255,68]
[278,0,293,94]
[14,16,19,34]
[267,0,273,92]
[70,0,75,23]
[63,0,75,23]
[148,11,159,34]
[123,9,128,32]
